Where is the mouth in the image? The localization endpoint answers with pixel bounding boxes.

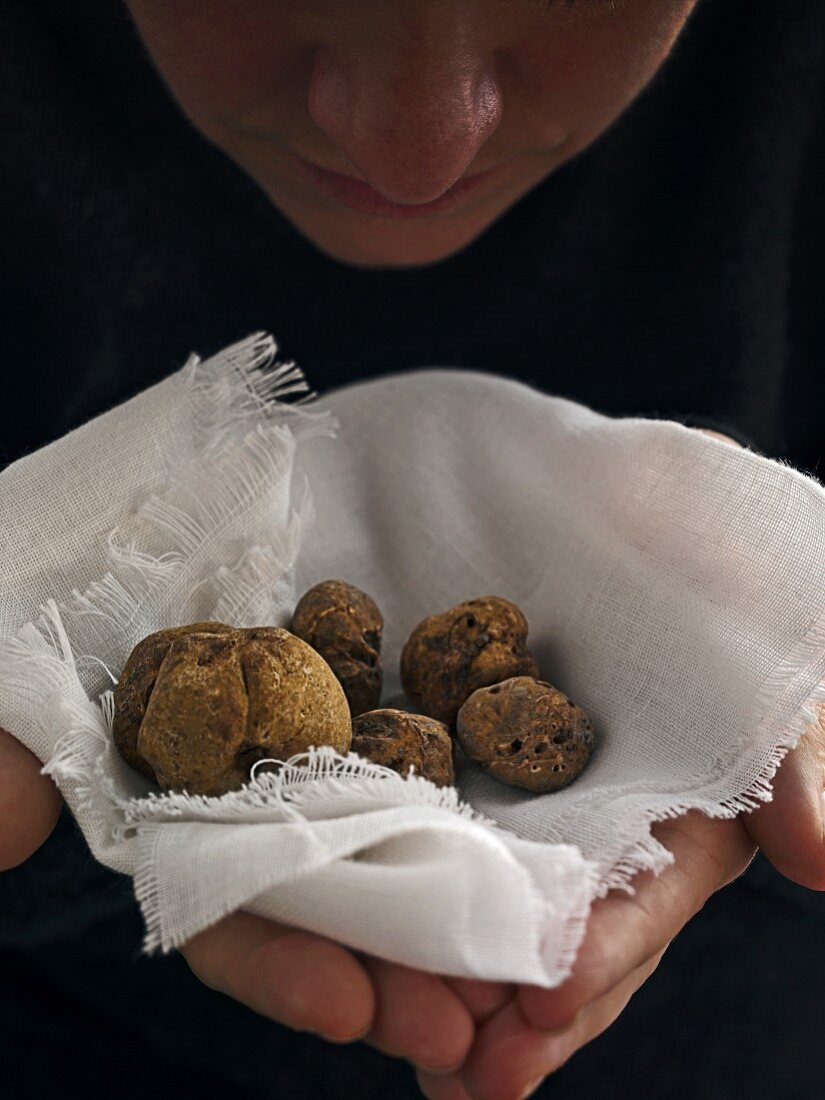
[293,155,499,219]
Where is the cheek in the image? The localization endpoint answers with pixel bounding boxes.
[125,1,301,124]
[509,0,697,148]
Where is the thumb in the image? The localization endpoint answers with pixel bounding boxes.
[691,427,825,889]
[0,726,63,870]
[742,705,825,891]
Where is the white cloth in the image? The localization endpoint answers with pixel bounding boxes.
[1,332,823,987]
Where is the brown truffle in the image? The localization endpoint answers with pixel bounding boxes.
[292,579,384,716]
[112,622,351,796]
[351,709,455,788]
[456,676,595,793]
[400,597,539,726]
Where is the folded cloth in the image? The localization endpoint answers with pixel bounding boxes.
[1,333,823,987]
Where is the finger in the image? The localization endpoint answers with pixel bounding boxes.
[518,812,754,1032]
[442,977,516,1024]
[361,956,475,1074]
[414,979,515,1097]
[695,427,743,447]
[0,726,63,870]
[457,950,665,1100]
[181,909,375,1043]
[743,703,825,890]
[415,1067,475,1100]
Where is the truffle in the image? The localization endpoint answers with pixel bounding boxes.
[112,622,351,796]
[400,597,539,726]
[456,676,595,793]
[351,708,455,788]
[292,580,383,717]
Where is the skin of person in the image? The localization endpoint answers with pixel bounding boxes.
[124,0,700,269]
[4,4,825,1100]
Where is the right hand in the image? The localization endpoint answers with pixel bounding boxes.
[0,725,63,869]
[0,724,507,1085]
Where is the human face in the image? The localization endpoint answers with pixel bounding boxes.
[125,1,700,270]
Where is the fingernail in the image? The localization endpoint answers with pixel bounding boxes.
[517,1076,546,1100]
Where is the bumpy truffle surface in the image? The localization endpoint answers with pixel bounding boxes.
[113,622,351,796]
[400,597,539,726]
[456,676,595,793]
[351,709,455,788]
[292,580,383,717]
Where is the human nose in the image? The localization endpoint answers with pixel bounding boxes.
[307,24,502,204]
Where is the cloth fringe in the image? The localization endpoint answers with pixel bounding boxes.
[113,744,492,828]
[0,337,336,849]
[1,332,822,982]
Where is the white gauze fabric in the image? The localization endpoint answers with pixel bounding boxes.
[1,332,823,988]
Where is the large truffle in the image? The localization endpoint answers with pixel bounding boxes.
[351,709,455,788]
[292,580,383,717]
[456,676,595,793]
[112,622,351,796]
[400,597,539,726]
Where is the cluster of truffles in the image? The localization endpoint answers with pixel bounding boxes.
[113,584,595,798]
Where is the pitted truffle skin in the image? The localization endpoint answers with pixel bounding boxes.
[291,580,384,717]
[351,709,455,788]
[400,597,539,726]
[456,676,595,793]
[112,623,351,796]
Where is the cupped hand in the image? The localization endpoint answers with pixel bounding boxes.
[180,911,500,1074]
[417,424,825,1099]
[0,726,500,1076]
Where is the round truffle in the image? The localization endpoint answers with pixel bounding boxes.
[292,580,384,717]
[456,676,595,793]
[112,622,351,796]
[400,597,539,726]
[351,709,456,788]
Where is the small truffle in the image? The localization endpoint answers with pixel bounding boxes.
[400,597,539,726]
[112,622,351,796]
[351,709,456,788]
[292,580,384,717]
[456,676,595,793]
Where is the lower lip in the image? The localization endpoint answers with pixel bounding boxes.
[294,156,497,219]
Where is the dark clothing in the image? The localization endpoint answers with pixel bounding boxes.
[2,0,824,1096]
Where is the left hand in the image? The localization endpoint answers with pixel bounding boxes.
[417,426,825,1099]
[420,695,824,1100]
[417,810,757,1100]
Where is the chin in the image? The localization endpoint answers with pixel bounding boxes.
[307,236,479,271]
[275,197,501,270]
